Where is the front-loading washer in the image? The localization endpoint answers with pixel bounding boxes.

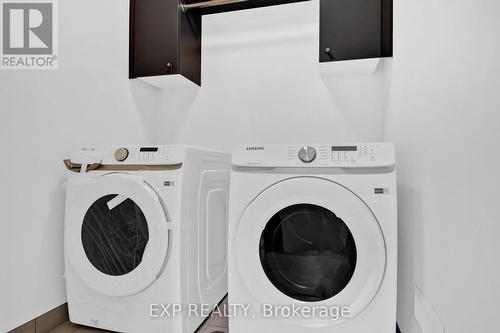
[63,145,230,333]
[228,143,397,333]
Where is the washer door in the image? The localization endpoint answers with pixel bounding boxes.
[66,173,170,296]
[233,177,385,325]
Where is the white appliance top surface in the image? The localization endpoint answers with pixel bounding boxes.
[232,143,395,168]
[70,145,187,165]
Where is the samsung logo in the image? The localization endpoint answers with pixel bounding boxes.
[246,146,265,151]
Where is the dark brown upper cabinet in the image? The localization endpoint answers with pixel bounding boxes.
[129,0,393,86]
[129,0,202,85]
[320,0,392,62]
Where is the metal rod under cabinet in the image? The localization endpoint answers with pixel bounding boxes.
[180,0,250,12]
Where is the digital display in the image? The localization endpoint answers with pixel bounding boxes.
[140,147,158,152]
[332,146,357,151]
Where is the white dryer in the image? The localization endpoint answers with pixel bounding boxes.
[63,145,230,333]
[228,144,397,333]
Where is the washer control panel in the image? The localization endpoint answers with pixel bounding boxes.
[232,143,395,168]
[71,146,185,165]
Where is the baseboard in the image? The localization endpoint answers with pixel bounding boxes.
[9,303,69,333]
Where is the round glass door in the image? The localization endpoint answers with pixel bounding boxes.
[259,204,357,302]
[82,194,149,276]
[66,174,170,296]
[233,177,386,325]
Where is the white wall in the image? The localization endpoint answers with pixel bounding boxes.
[386,1,500,333]
[0,1,156,331]
[2,0,500,332]
[156,1,393,149]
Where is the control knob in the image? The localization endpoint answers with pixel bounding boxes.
[114,148,129,162]
[298,146,316,163]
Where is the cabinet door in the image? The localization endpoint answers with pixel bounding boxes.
[178,8,202,85]
[130,0,179,78]
[320,0,386,62]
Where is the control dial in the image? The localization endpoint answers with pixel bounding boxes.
[114,148,129,162]
[298,146,316,163]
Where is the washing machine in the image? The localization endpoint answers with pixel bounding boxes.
[63,145,230,333]
[228,143,397,333]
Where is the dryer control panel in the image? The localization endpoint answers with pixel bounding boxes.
[232,143,395,168]
[70,145,185,165]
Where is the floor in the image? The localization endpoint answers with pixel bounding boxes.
[47,298,228,333]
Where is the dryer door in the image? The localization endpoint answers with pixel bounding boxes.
[233,177,385,326]
[66,173,170,296]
